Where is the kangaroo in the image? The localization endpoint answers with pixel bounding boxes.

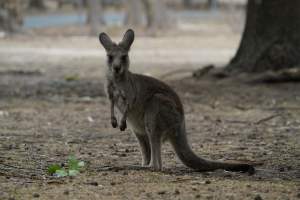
[99,29,255,174]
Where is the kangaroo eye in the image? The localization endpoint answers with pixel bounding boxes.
[107,55,113,63]
[121,55,127,62]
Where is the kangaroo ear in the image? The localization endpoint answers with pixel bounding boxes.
[99,32,113,51]
[119,29,134,51]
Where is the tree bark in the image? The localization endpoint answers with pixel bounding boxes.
[226,0,300,73]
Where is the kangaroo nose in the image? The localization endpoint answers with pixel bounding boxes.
[113,66,121,73]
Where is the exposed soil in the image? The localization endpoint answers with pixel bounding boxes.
[0,32,299,200]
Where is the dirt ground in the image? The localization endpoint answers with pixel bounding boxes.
[0,27,299,200]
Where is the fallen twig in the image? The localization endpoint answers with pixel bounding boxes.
[254,114,280,125]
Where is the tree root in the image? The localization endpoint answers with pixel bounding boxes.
[193,65,300,83]
[193,65,230,79]
[248,67,300,83]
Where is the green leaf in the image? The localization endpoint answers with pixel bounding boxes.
[48,156,85,177]
[68,156,80,171]
[68,169,80,176]
[77,161,85,167]
[47,164,61,175]
[54,169,68,177]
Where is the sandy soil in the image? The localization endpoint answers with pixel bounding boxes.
[0,29,299,200]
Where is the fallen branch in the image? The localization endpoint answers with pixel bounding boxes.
[193,65,215,78]
[254,114,280,125]
[160,69,193,80]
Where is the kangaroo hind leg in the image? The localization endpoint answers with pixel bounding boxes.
[134,133,151,166]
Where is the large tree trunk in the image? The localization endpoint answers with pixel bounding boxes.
[226,0,300,73]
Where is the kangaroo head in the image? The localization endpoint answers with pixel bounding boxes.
[99,29,134,79]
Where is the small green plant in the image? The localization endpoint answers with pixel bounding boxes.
[47,156,85,177]
[64,75,79,82]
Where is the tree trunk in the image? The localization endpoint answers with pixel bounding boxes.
[0,0,23,33]
[183,0,192,8]
[143,0,171,30]
[29,0,46,10]
[86,0,104,35]
[125,0,145,27]
[226,0,300,73]
[208,0,218,10]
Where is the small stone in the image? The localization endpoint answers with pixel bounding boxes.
[174,189,180,195]
[254,194,263,200]
[158,190,166,195]
[205,180,211,184]
[110,182,116,186]
[63,190,69,195]
[90,181,98,186]
[112,168,119,172]
[206,195,213,200]
[224,173,233,178]
[279,167,285,172]
[33,193,40,198]
[191,186,198,191]
[195,194,201,198]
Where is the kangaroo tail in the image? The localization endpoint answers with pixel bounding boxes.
[169,126,255,175]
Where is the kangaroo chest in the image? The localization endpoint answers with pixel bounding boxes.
[106,80,133,113]
[106,79,145,132]
[113,87,127,113]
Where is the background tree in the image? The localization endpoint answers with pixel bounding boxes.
[125,0,171,30]
[143,0,171,30]
[207,0,218,10]
[0,0,23,33]
[29,0,46,10]
[226,0,300,73]
[182,0,192,8]
[86,0,104,35]
[125,0,145,27]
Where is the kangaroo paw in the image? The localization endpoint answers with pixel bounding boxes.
[111,117,118,128]
[120,120,127,131]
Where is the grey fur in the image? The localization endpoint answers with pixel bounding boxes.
[99,29,255,174]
